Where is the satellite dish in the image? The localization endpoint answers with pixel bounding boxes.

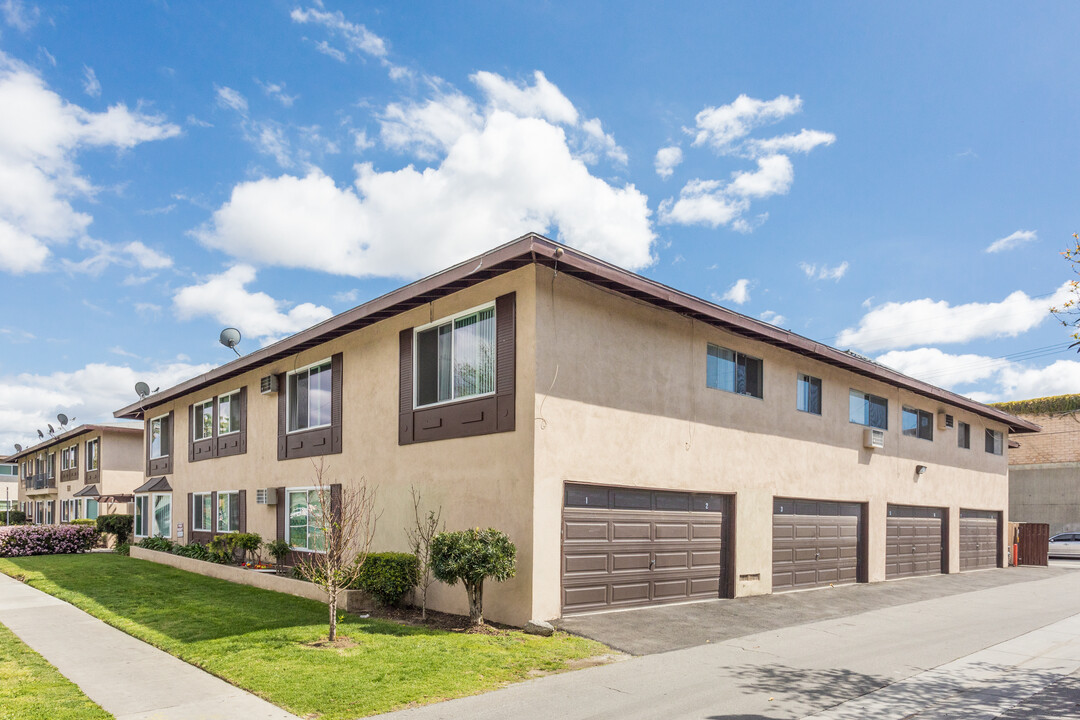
[135,382,151,399]
[219,327,242,357]
[37,429,44,439]
[48,424,55,434]
[57,414,68,427]
[14,444,22,452]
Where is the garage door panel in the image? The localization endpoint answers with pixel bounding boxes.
[960,510,999,571]
[611,582,650,604]
[655,523,690,540]
[690,577,720,595]
[691,550,723,568]
[654,579,690,599]
[611,552,651,572]
[773,498,864,592]
[564,553,608,574]
[563,585,607,609]
[886,506,945,579]
[691,523,723,540]
[564,520,609,542]
[654,551,691,570]
[613,522,651,541]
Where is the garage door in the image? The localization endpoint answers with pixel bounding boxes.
[886,505,945,579]
[773,498,863,592]
[960,509,1000,571]
[562,484,730,614]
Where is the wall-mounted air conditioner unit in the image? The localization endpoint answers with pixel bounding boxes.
[937,412,954,430]
[260,375,279,395]
[863,428,885,449]
[255,488,277,505]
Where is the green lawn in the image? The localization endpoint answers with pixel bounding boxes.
[0,622,112,720]
[0,555,607,719]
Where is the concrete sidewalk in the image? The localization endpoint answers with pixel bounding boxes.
[0,573,299,720]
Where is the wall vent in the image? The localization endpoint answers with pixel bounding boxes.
[255,488,277,505]
[259,375,279,395]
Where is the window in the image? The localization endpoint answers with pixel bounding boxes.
[192,493,212,532]
[985,428,1003,455]
[958,421,971,449]
[86,439,99,471]
[0,464,14,477]
[415,304,496,407]
[150,415,171,459]
[85,499,98,521]
[797,374,822,415]
[217,491,240,533]
[288,360,333,431]
[287,488,325,552]
[152,494,171,538]
[218,391,241,435]
[849,389,888,429]
[46,453,55,479]
[902,407,933,441]
[706,344,764,398]
[134,496,150,537]
[45,502,53,525]
[61,446,74,470]
[60,500,69,523]
[193,399,214,441]
[73,499,81,520]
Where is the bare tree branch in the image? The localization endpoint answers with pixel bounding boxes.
[404,486,443,621]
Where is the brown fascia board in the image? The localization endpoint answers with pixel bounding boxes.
[112,233,1040,435]
[6,423,143,462]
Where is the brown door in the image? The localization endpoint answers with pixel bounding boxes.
[773,498,863,592]
[960,509,1000,570]
[561,484,730,614]
[886,505,945,579]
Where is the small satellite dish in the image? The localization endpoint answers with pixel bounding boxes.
[57,413,68,427]
[48,424,55,434]
[219,327,242,358]
[135,382,151,399]
[14,444,22,452]
[37,429,44,439]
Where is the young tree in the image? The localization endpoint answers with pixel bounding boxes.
[1052,233,1080,347]
[293,460,378,642]
[431,528,516,626]
[404,486,443,621]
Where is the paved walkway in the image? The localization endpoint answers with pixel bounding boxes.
[0,573,299,720]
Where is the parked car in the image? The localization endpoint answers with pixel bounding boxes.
[1048,533,1080,558]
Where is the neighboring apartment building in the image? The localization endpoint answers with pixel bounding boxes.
[11,424,144,525]
[997,394,1080,535]
[113,234,1037,626]
[0,461,17,512]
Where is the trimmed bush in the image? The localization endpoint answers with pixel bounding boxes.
[137,536,174,553]
[0,525,98,557]
[229,532,263,563]
[172,542,213,561]
[115,542,130,556]
[354,552,420,606]
[97,514,134,545]
[432,528,516,626]
[0,510,27,525]
[69,519,98,526]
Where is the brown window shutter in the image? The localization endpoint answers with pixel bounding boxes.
[73,444,78,470]
[188,405,196,463]
[398,328,414,445]
[210,491,218,538]
[211,395,219,458]
[330,483,342,527]
[275,487,286,542]
[495,292,516,433]
[144,419,151,476]
[331,352,343,454]
[238,489,247,533]
[187,492,193,542]
[277,374,287,461]
[238,386,248,454]
[164,410,174,474]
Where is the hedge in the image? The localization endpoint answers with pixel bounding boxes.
[0,525,98,557]
[354,552,420,606]
[97,514,133,545]
[0,510,27,525]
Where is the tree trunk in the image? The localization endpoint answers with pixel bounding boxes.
[328,591,338,642]
[465,580,484,626]
[420,585,427,621]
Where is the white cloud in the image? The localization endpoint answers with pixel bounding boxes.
[986,229,1037,254]
[313,40,347,63]
[352,129,374,152]
[256,79,297,107]
[659,178,748,228]
[654,145,682,179]
[800,260,849,281]
[690,94,802,152]
[579,117,627,165]
[997,359,1080,400]
[875,347,1002,389]
[471,70,578,125]
[760,310,786,326]
[0,52,180,274]
[0,360,213,453]
[82,66,101,98]
[379,90,481,160]
[215,85,248,115]
[123,241,172,269]
[837,282,1073,352]
[726,154,793,198]
[173,264,333,343]
[746,129,835,156]
[290,7,388,58]
[251,121,293,168]
[719,278,752,305]
[333,288,360,304]
[1,0,38,32]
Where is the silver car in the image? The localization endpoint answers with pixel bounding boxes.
[1048,533,1080,558]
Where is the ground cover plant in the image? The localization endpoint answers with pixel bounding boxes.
[0,621,112,720]
[0,554,608,719]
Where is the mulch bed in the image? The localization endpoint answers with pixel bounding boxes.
[359,604,514,634]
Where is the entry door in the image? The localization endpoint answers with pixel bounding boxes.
[886,505,945,579]
[562,484,730,614]
[960,509,1000,570]
[773,498,863,592]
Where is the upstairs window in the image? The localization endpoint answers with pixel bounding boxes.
[850,389,888,429]
[902,407,933,441]
[218,391,241,435]
[985,428,1003,455]
[415,305,496,407]
[288,360,333,432]
[46,452,55,478]
[150,415,171,459]
[797,374,822,415]
[86,439,99,471]
[958,421,971,449]
[193,400,214,441]
[707,344,764,399]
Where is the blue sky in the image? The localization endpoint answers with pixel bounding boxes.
[1,1,1078,450]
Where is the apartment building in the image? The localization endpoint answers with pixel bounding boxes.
[0,462,16,512]
[113,234,1037,625]
[11,424,144,524]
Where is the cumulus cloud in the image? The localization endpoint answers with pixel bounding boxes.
[690,94,802,153]
[654,145,682,179]
[759,310,786,326]
[986,229,1037,254]
[122,241,172,269]
[875,347,1002,389]
[379,90,482,160]
[800,260,849,281]
[173,264,334,343]
[215,85,248,114]
[719,278,752,305]
[313,40,347,63]
[82,66,101,98]
[746,129,835,156]
[1,0,38,32]
[255,79,298,107]
[0,51,180,274]
[290,7,388,58]
[837,283,1072,352]
[472,70,577,125]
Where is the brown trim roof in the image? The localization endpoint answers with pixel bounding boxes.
[73,485,99,497]
[7,423,143,462]
[112,233,1040,434]
[134,476,171,493]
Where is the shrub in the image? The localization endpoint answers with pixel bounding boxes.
[354,552,420,606]
[208,535,234,564]
[97,514,134,545]
[0,510,27,525]
[0,525,98,557]
[70,519,98,526]
[229,532,263,563]
[264,539,290,563]
[431,528,516,626]
[115,542,130,556]
[137,536,174,553]
[172,542,212,561]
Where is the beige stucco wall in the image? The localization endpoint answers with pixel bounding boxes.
[142,266,538,626]
[530,267,1011,620]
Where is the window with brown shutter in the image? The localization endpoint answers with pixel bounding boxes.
[147,411,174,475]
[277,353,343,460]
[190,389,247,462]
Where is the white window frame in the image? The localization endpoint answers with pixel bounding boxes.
[193,398,215,441]
[86,438,100,471]
[46,452,55,479]
[217,390,242,436]
[216,490,240,533]
[413,302,498,410]
[192,492,212,532]
[286,486,324,552]
[134,495,150,538]
[149,414,170,460]
[286,358,333,433]
[60,500,69,523]
[151,492,172,538]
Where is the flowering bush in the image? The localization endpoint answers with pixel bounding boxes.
[0,525,98,557]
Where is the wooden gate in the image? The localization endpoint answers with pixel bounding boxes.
[1016,523,1049,566]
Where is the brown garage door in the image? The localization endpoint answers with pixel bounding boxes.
[562,484,730,614]
[886,505,945,579]
[773,498,863,592]
[960,509,1000,571]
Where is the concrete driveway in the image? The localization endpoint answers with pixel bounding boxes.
[557,566,1070,655]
